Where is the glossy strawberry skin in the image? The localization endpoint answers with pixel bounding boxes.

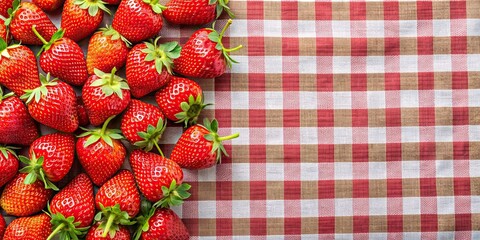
[170,124,216,169]
[0,214,5,238]
[140,208,189,240]
[95,170,140,217]
[0,95,39,146]
[0,46,41,97]
[120,99,165,144]
[87,31,129,76]
[61,0,104,42]
[9,2,57,45]
[0,173,53,217]
[33,0,65,12]
[0,18,9,41]
[86,223,131,240]
[0,0,13,17]
[3,213,52,240]
[0,149,18,188]
[163,0,215,25]
[77,96,90,126]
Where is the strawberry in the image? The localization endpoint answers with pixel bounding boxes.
[87,25,130,75]
[0,214,5,239]
[112,0,165,43]
[134,202,189,240]
[0,0,13,17]
[77,96,90,127]
[21,73,79,133]
[47,173,95,240]
[61,0,111,42]
[170,118,238,169]
[174,19,242,78]
[0,39,41,97]
[4,0,57,45]
[94,170,140,238]
[163,0,233,26]
[120,99,166,154]
[3,213,52,240]
[34,27,88,86]
[86,223,131,240]
[0,16,10,41]
[155,76,209,127]
[82,68,131,126]
[0,146,18,188]
[126,38,180,98]
[0,88,39,145]
[0,173,53,216]
[77,115,126,186]
[33,0,66,12]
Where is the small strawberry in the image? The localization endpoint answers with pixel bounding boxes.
[21,73,79,133]
[33,0,66,12]
[33,27,89,86]
[0,214,5,239]
[0,173,53,216]
[0,146,19,188]
[134,202,189,240]
[112,0,165,43]
[77,115,126,186]
[163,0,233,26]
[0,0,13,17]
[61,0,111,42]
[155,76,209,127]
[174,19,242,78]
[87,25,130,75]
[3,213,52,240]
[77,96,90,127]
[86,223,131,240]
[82,68,131,126]
[170,118,238,169]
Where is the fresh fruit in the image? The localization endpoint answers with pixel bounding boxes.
[0,173,53,216]
[21,73,79,133]
[3,213,52,240]
[61,0,111,42]
[87,25,130,75]
[134,202,189,240]
[0,0,13,17]
[0,146,18,188]
[170,118,239,169]
[33,0,66,12]
[126,38,180,98]
[0,88,39,145]
[33,27,89,86]
[112,0,164,43]
[163,0,233,26]
[77,115,126,186]
[155,76,209,127]
[47,173,95,240]
[0,214,5,238]
[174,19,242,78]
[82,68,131,126]
[0,16,10,41]
[86,223,131,240]
[77,96,90,127]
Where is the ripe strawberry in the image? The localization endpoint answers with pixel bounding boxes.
[0,214,5,239]
[47,173,95,240]
[112,0,165,43]
[0,39,41,97]
[0,173,53,216]
[174,19,242,78]
[0,16,10,41]
[3,213,52,240]
[126,38,180,98]
[134,203,189,240]
[0,146,18,188]
[77,96,90,127]
[155,76,209,127]
[0,0,13,17]
[34,27,88,86]
[86,223,131,240]
[163,0,233,26]
[87,25,130,75]
[82,68,131,126]
[4,0,57,45]
[77,115,126,186]
[61,0,111,42]
[170,118,238,169]
[21,73,79,133]
[33,0,66,12]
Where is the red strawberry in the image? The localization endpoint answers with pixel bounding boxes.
[34,28,88,86]
[0,173,53,216]
[163,0,233,26]
[61,0,111,42]
[134,204,189,240]
[3,213,52,240]
[120,99,166,154]
[112,0,164,43]
[82,68,131,126]
[0,146,18,188]
[87,25,130,75]
[86,223,131,240]
[0,88,39,145]
[0,214,5,238]
[0,17,10,41]
[126,38,180,98]
[77,96,90,127]
[4,0,57,45]
[170,118,238,169]
[0,0,13,17]
[32,0,66,12]
[155,76,209,127]
[21,73,79,133]
[174,19,242,78]
[0,39,41,97]
[77,116,126,186]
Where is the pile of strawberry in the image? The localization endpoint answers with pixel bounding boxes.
[0,0,241,239]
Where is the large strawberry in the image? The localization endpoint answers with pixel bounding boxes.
[134,202,189,240]
[87,25,130,75]
[0,0,13,17]
[0,146,18,187]
[112,0,165,43]
[174,19,242,78]
[61,0,111,42]
[0,173,53,216]
[170,118,238,169]
[82,68,131,126]
[34,27,88,86]
[3,213,52,240]
[155,76,209,127]
[0,214,5,239]
[47,173,95,240]
[163,0,233,26]
[0,88,39,145]
[33,0,65,12]
[126,38,179,98]
[77,115,126,186]
[86,223,131,240]
[21,73,79,133]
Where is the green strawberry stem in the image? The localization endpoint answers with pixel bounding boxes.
[107,68,116,86]
[218,19,242,52]
[202,118,239,164]
[31,25,48,45]
[153,141,164,158]
[217,132,239,141]
[19,153,59,191]
[100,115,115,135]
[46,222,65,240]
[102,213,116,238]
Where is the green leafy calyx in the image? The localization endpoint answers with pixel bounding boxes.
[207,19,243,68]
[95,203,136,238]
[18,152,59,191]
[0,145,19,159]
[74,0,111,16]
[0,38,20,60]
[4,0,21,27]
[142,0,166,14]
[77,115,123,148]
[100,25,131,47]
[20,73,59,104]
[152,179,191,209]
[91,68,130,99]
[175,94,211,127]
[209,0,235,19]
[0,87,14,103]
[134,117,167,156]
[141,37,181,75]
[46,207,90,240]
[202,118,239,164]
[32,26,65,56]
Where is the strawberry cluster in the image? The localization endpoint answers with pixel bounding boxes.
[0,0,241,239]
